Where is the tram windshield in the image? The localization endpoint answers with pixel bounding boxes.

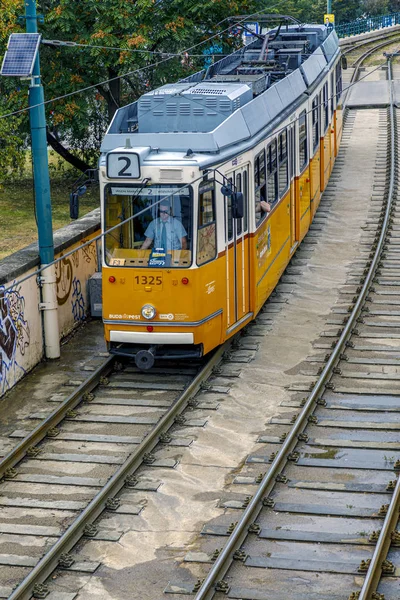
[104,184,193,268]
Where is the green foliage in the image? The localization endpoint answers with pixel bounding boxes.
[0,0,399,176]
[0,110,25,182]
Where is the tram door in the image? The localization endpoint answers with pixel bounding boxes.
[288,125,298,251]
[224,166,251,331]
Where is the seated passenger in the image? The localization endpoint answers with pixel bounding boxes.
[141,201,187,250]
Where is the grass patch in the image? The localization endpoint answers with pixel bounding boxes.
[0,179,99,261]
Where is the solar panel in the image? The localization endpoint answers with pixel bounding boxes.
[1,33,41,77]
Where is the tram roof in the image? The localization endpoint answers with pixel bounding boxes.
[100,25,340,164]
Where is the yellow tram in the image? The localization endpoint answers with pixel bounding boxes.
[100,18,343,368]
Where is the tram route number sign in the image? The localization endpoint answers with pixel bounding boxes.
[106,151,141,179]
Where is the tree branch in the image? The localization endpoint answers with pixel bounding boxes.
[46,130,93,173]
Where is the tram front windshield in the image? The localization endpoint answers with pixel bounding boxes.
[105,184,193,268]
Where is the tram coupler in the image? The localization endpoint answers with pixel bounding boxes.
[135,345,158,370]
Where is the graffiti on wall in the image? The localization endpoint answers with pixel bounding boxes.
[0,284,30,393]
[56,256,73,306]
[71,277,85,322]
[55,241,97,326]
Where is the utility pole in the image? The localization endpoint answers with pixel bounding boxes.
[26,0,60,359]
[327,1,332,14]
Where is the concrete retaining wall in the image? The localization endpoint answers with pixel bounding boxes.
[0,209,101,397]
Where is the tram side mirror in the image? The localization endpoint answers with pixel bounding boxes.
[232,192,244,219]
[69,185,87,220]
[70,192,79,220]
[341,55,348,70]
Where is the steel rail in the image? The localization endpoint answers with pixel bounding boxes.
[0,355,115,480]
[195,49,397,600]
[358,55,398,600]
[8,341,229,600]
[350,36,400,80]
[341,30,400,57]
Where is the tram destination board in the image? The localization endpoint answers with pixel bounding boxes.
[1,33,41,77]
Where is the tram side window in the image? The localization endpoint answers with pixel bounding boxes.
[267,140,278,206]
[336,62,342,102]
[225,177,233,241]
[312,96,320,151]
[278,131,289,196]
[323,83,329,132]
[255,149,267,225]
[236,173,243,236]
[331,72,335,112]
[242,170,248,232]
[197,181,217,266]
[299,110,308,172]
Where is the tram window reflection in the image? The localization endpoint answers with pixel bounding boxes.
[104,184,193,268]
[197,181,217,266]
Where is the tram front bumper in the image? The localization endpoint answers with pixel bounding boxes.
[110,330,194,344]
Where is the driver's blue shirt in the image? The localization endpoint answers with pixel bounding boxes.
[144,217,187,250]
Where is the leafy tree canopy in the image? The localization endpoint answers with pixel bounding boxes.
[0,0,397,174]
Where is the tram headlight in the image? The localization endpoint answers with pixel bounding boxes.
[141,304,156,320]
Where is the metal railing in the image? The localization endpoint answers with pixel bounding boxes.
[336,12,400,38]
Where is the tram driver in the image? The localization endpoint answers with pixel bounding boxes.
[141,200,188,250]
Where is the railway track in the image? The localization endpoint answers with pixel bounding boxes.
[1,29,398,600]
[185,58,400,600]
[0,343,242,599]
